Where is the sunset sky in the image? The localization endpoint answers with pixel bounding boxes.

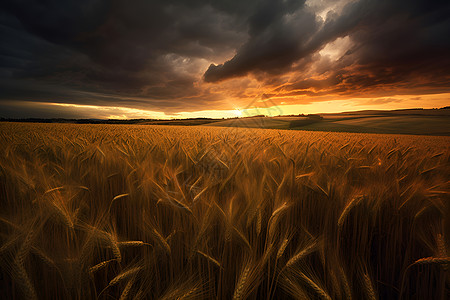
[1,0,449,119]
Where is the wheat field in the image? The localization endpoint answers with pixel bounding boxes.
[0,122,449,299]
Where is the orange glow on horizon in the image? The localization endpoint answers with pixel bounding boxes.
[27,92,448,119]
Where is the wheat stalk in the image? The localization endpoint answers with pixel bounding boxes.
[152,228,171,254]
[233,264,251,300]
[338,195,363,228]
[277,238,290,260]
[89,259,117,274]
[12,260,38,300]
[279,275,309,299]
[108,267,142,287]
[361,273,377,300]
[196,250,222,269]
[118,240,153,248]
[436,234,447,257]
[268,202,289,238]
[338,265,352,300]
[119,278,135,300]
[285,240,318,268]
[256,210,262,237]
[13,231,37,300]
[413,257,450,266]
[233,227,252,251]
[298,272,331,300]
[178,286,200,299]
[109,234,122,262]
[31,246,55,268]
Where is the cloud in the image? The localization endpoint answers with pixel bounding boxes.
[0,0,247,111]
[0,0,449,118]
[204,0,316,82]
[360,98,403,106]
[204,0,450,95]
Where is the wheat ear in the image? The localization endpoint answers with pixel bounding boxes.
[285,240,318,268]
[413,257,450,266]
[13,231,37,300]
[119,278,135,300]
[277,238,290,259]
[233,264,251,300]
[197,250,222,269]
[89,259,116,274]
[298,272,331,300]
[362,273,377,300]
[108,267,142,287]
[338,195,363,228]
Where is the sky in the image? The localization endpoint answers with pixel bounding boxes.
[1,0,449,119]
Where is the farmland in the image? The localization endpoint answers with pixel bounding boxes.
[0,122,449,299]
[207,108,450,136]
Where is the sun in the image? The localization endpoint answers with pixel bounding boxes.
[233,109,242,117]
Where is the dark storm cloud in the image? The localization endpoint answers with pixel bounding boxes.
[0,0,449,117]
[204,0,314,82]
[205,0,450,94]
[0,0,248,113]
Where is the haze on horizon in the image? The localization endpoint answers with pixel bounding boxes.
[1,0,449,119]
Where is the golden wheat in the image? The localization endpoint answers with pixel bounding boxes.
[119,278,135,300]
[108,267,142,287]
[0,122,448,299]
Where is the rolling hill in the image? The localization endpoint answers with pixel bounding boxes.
[206,108,450,136]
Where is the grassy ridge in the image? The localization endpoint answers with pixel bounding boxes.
[0,122,449,299]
